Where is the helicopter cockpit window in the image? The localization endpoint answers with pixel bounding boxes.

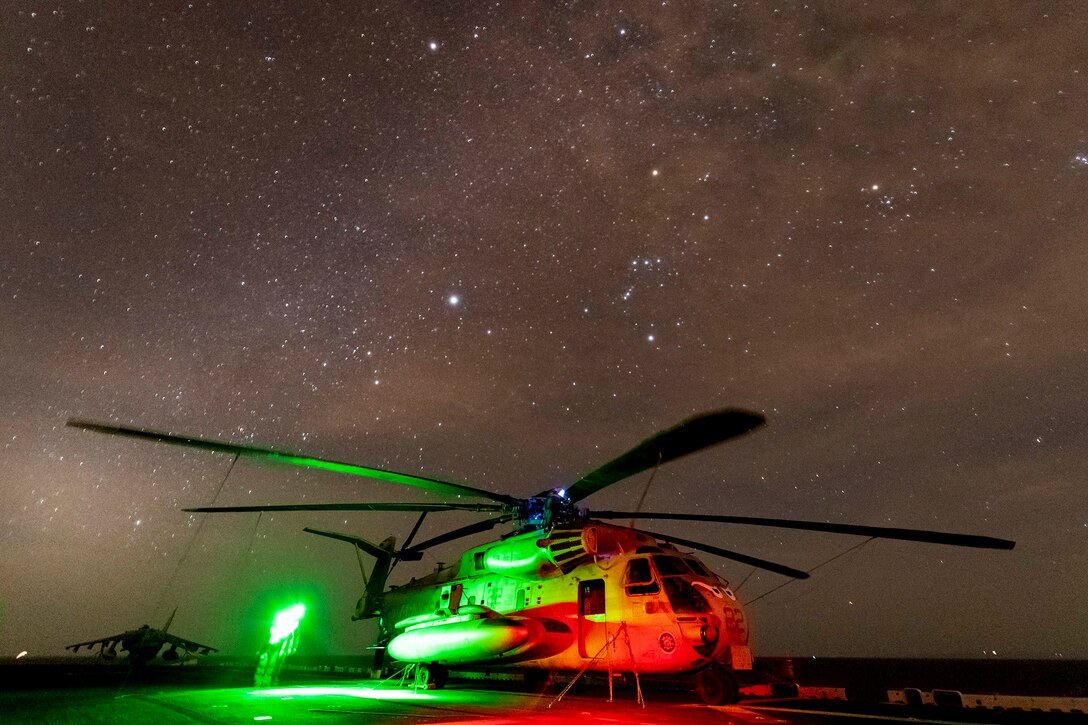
[685,558,711,576]
[624,557,659,595]
[652,555,691,576]
[662,577,711,613]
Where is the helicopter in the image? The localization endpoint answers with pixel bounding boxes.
[68,409,1014,704]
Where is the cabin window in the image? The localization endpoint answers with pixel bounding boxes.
[624,558,659,595]
[580,579,606,616]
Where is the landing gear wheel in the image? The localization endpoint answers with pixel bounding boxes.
[695,666,738,705]
[426,664,449,690]
[412,664,430,689]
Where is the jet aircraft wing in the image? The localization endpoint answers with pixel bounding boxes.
[161,632,218,655]
[66,634,125,653]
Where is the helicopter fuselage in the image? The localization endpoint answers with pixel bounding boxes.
[377,522,751,676]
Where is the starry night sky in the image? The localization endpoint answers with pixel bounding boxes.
[2,2,1086,660]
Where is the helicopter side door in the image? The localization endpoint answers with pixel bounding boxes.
[577,578,606,658]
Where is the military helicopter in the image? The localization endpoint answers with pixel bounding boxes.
[68,410,1014,703]
[66,608,217,665]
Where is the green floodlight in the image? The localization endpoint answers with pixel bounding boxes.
[269,603,306,645]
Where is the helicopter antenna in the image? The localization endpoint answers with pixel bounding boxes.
[628,452,663,529]
[744,537,874,606]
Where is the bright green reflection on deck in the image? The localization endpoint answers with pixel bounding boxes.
[250,686,435,701]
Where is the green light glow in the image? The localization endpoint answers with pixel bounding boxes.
[484,537,552,575]
[388,619,529,662]
[486,551,542,571]
[269,453,491,499]
[250,686,434,701]
[404,611,476,632]
[269,604,305,645]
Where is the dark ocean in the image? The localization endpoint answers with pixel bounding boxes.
[780,657,1088,700]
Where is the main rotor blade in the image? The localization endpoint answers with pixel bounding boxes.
[183,502,504,513]
[68,419,515,504]
[597,511,1015,550]
[401,512,428,552]
[400,515,516,556]
[565,410,765,504]
[631,527,810,579]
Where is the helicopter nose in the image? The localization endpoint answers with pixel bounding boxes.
[702,591,746,660]
[678,613,721,648]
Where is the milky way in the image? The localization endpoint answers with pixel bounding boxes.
[2,2,1086,659]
